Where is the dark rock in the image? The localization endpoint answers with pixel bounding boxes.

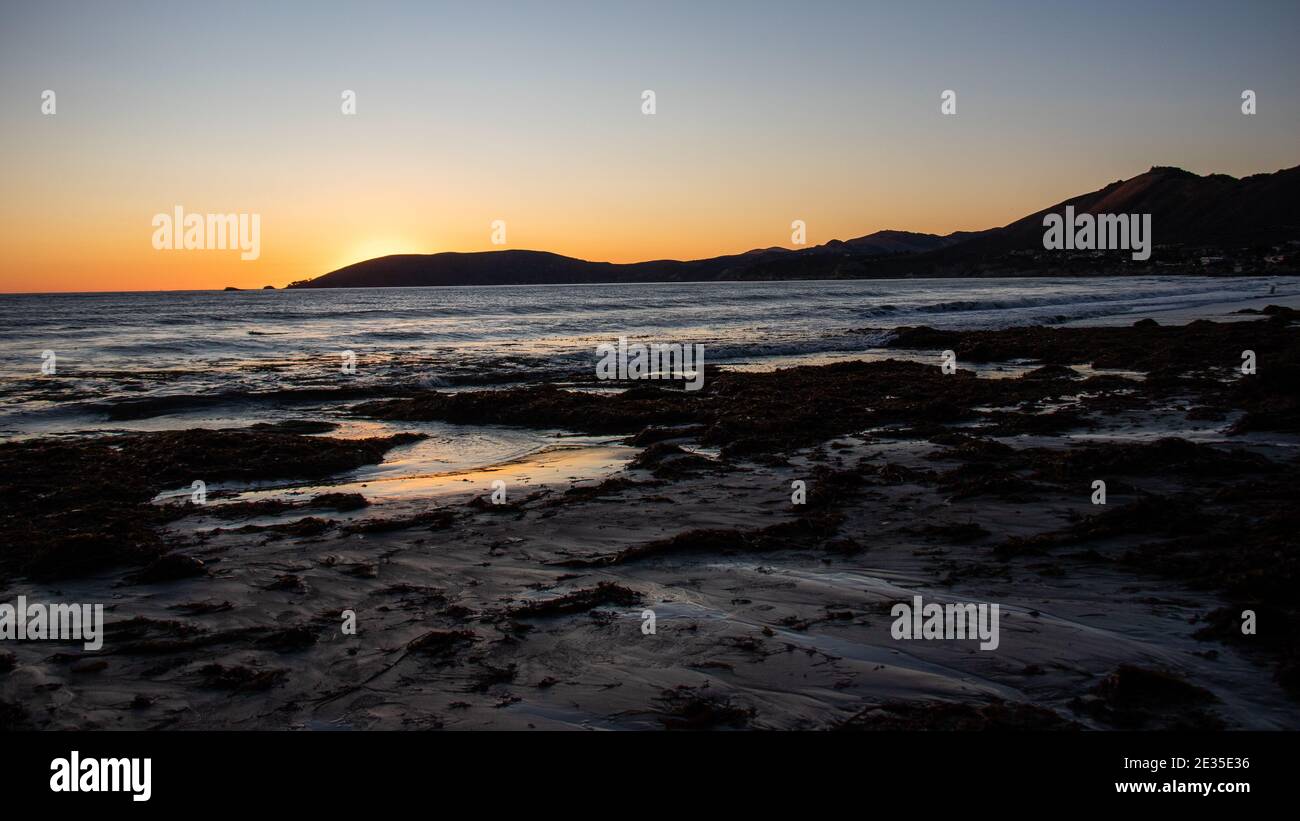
[132,553,207,583]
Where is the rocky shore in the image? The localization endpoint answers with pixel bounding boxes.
[2,311,1297,730]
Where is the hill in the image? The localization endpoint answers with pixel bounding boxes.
[287,165,1300,288]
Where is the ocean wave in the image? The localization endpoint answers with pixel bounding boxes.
[4,276,1295,433]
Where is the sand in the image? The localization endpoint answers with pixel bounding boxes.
[2,312,1298,731]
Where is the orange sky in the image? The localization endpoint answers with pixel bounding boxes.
[3,1,1297,293]
[0,150,1078,292]
[0,146,1205,293]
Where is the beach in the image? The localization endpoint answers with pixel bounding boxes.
[1,280,1298,730]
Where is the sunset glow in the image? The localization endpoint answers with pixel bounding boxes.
[2,0,1297,292]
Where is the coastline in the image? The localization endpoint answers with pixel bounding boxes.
[3,298,1298,730]
[1065,292,1300,326]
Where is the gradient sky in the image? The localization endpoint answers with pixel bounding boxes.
[1,0,1297,292]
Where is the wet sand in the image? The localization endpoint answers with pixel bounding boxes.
[2,310,1298,730]
[1066,293,1300,327]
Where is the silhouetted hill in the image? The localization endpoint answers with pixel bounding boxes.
[920,165,1300,266]
[288,165,1300,288]
[844,229,975,254]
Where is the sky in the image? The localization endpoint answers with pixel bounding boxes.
[1,0,1297,293]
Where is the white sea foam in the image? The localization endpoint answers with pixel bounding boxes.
[1,276,1295,438]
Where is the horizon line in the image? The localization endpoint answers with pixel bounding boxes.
[5,161,1296,295]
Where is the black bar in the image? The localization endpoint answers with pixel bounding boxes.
[2,730,1284,808]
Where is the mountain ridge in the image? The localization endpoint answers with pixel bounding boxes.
[288,164,1300,288]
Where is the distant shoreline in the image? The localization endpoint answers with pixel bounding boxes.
[0,269,1291,298]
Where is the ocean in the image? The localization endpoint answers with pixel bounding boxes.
[1,274,1294,448]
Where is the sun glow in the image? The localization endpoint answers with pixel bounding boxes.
[332,238,431,272]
